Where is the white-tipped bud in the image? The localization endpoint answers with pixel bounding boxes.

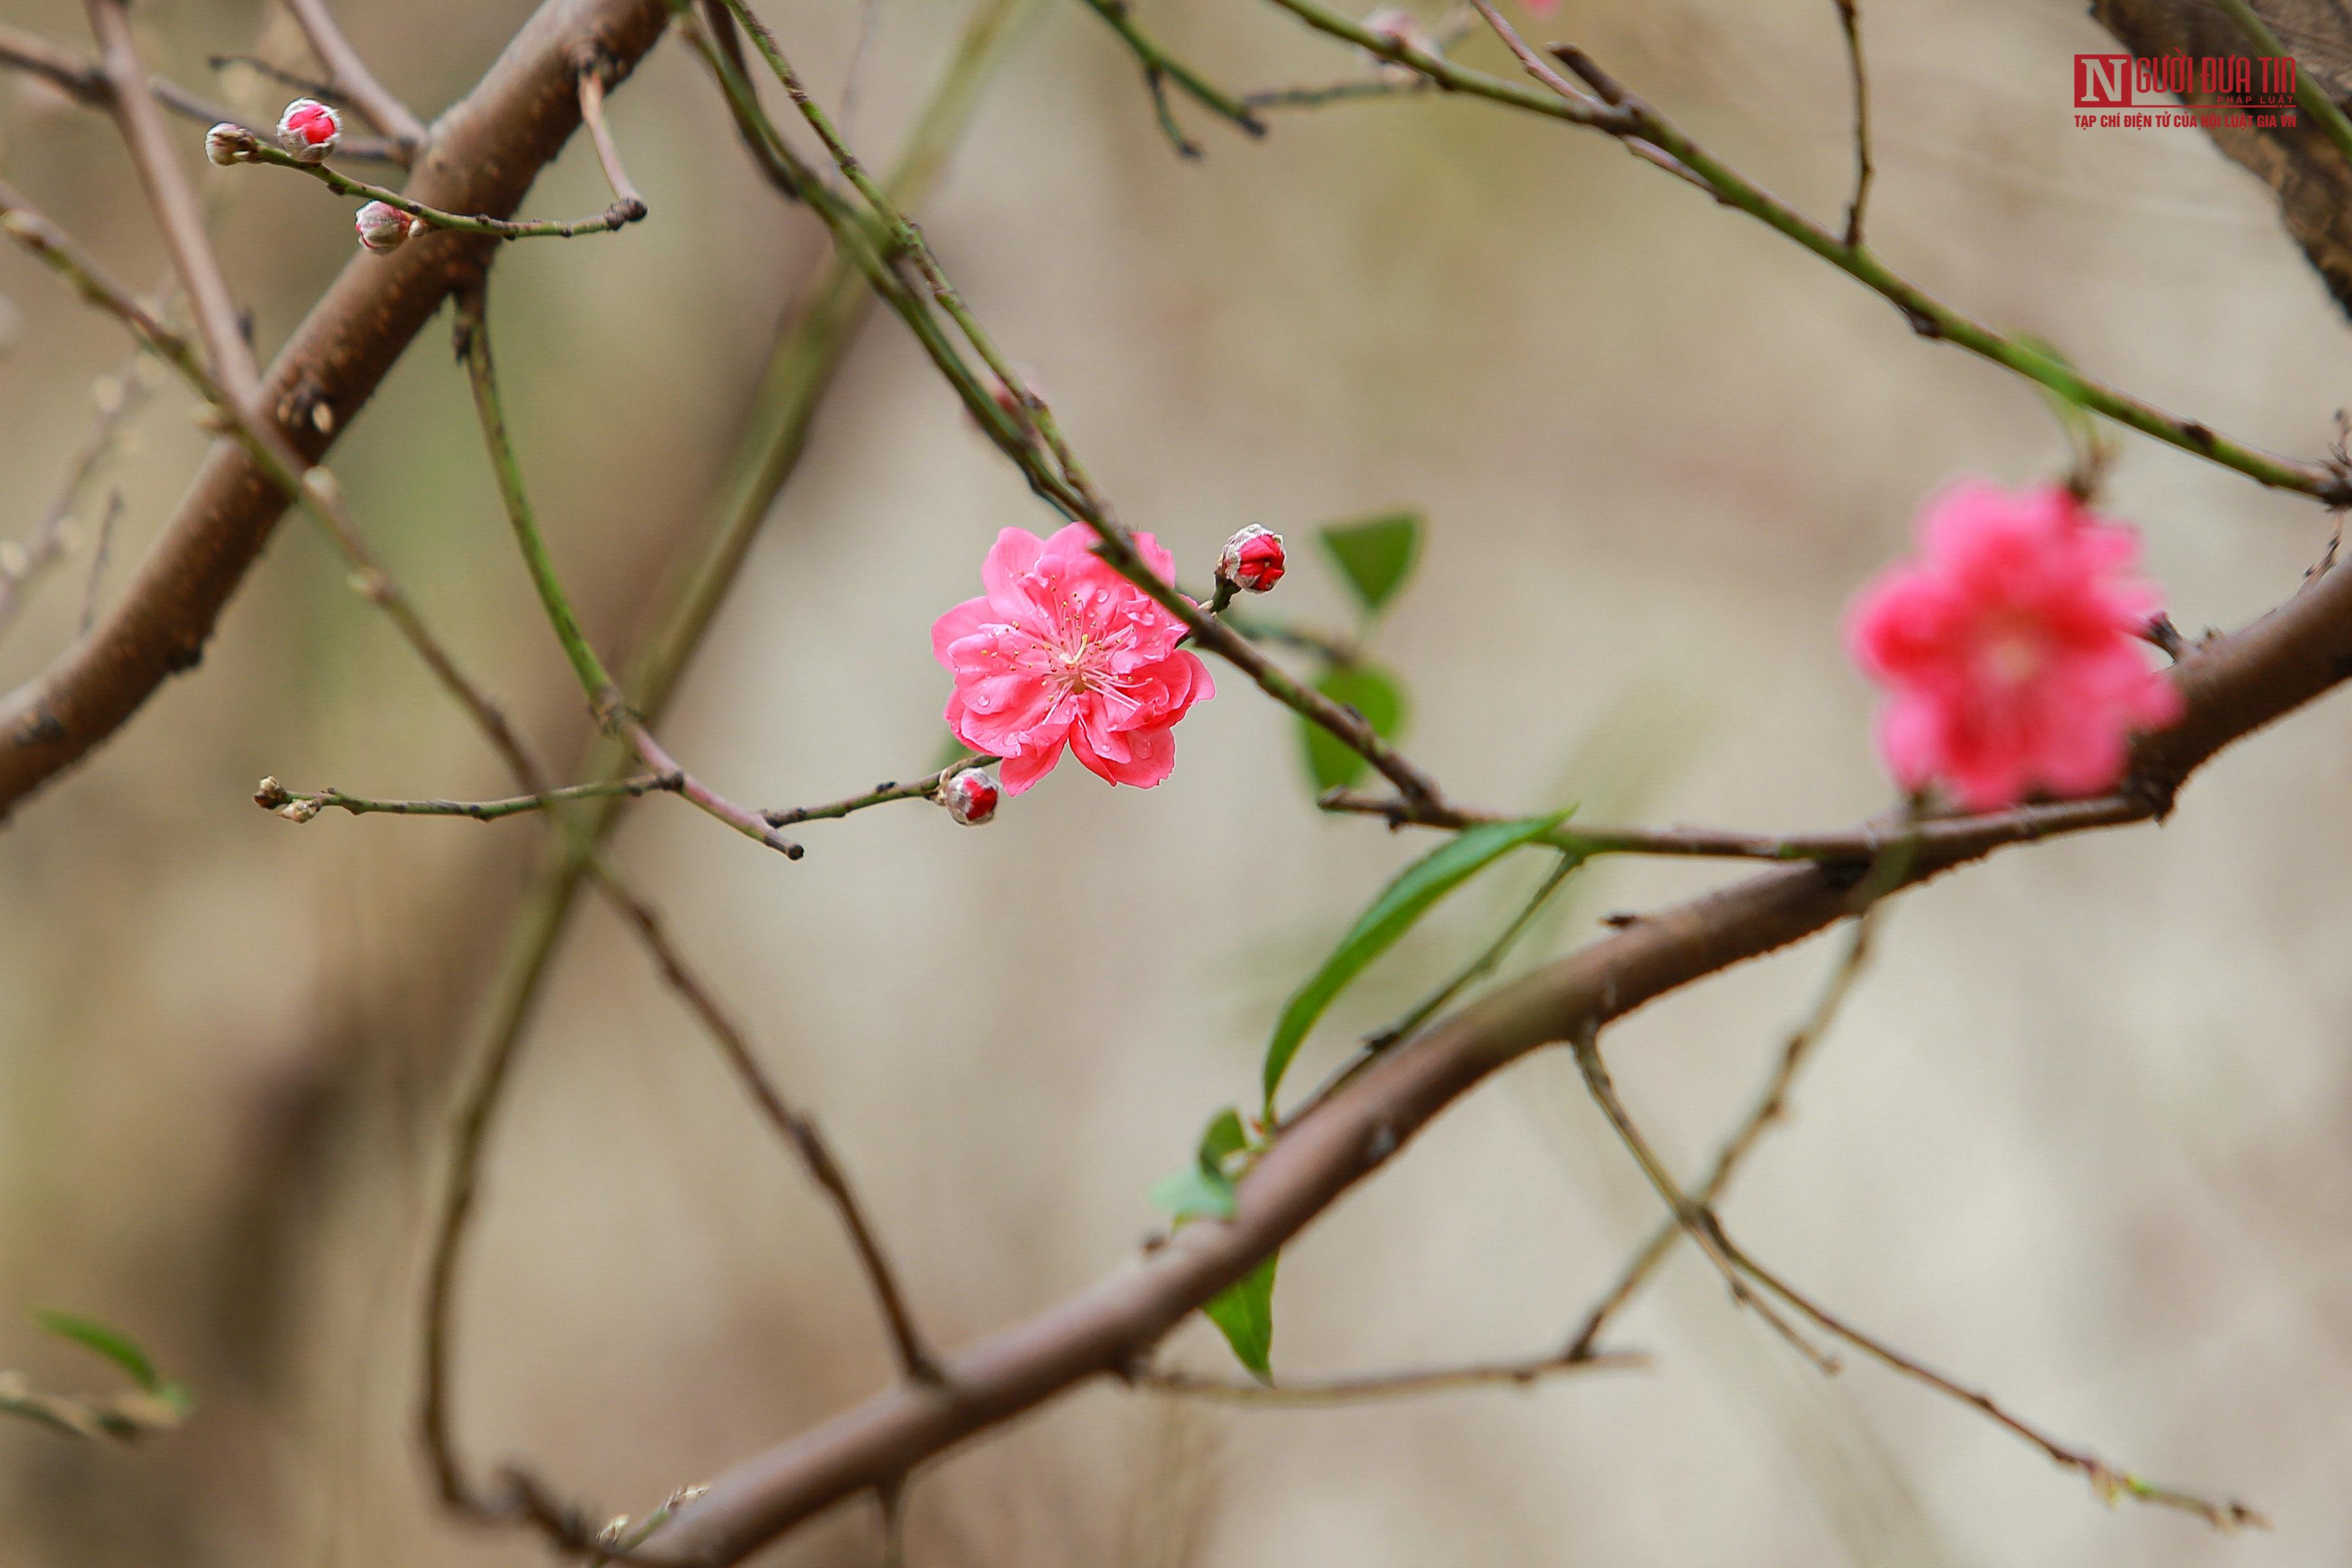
[275,99,341,162]
[206,122,260,166]
[937,767,1000,826]
[353,200,415,254]
[1216,524,1286,594]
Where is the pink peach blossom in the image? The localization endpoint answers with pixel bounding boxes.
[1845,480,2181,811]
[932,524,1214,794]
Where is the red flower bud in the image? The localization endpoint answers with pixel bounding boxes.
[937,767,1000,826]
[1217,525,1286,594]
[205,122,259,166]
[354,201,415,253]
[275,99,341,163]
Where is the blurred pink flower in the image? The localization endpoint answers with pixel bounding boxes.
[933,524,1214,794]
[1845,480,2180,810]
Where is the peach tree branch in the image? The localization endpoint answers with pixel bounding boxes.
[0,0,673,820]
[1264,0,2352,505]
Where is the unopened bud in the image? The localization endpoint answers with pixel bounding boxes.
[205,122,259,166]
[937,767,999,826]
[1217,525,1286,594]
[275,99,341,162]
[354,200,415,253]
[277,797,321,823]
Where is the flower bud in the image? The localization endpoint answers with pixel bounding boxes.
[1217,525,1286,594]
[937,767,999,826]
[275,99,341,163]
[205,122,259,166]
[353,201,415,253]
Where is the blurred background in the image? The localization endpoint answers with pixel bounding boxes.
[3,0,2351,1562]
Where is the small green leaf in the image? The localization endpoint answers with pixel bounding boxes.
[1319,512,1422,614]
[1202,1252,1278,1382]
[1301,664,1406,794]
[1262,812,1571,1119]
[1150,1165,1236,1223]
[1197,1107,1248,1173]
[36,1311,159,1392]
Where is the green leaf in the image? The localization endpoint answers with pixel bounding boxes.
[1151,1106,1253,1224]
[1202,1252,1278,1382]
[36,1311,159,1392]
[1301,664,1406,794]
[1197,1107,1248,1173]
[1319,512,1422,614]
[1149,1165,1235,1223]
[1262,811,1571,1119]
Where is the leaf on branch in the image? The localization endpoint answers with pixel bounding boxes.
[1318,511,1422,614]
[1261,811,1572,1119]
[1150,1106,1252,1224]
[37,1309,162,1391]
[0,1311,195,1442]
[1300,663,1407,794]
[1201,1251,1278,1382]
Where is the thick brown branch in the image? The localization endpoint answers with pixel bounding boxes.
[631,549,2352,1566]
[0,0,670,821]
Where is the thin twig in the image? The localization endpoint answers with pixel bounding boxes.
[251,773,680,823]
[711,0,1451,806]
[1830,0,1872,248]
[83,0,259,405]
[1571,1021,2262,1531]
[1569,1028,1838,1370]
[456,289,943,1387]
[455,289,798,858]
[205,53,344,104]
[1268,0,2352,504]
[577,60,649,220]
[280,0,429,150]
[1137,1348,1643,1406]
[0,346,154,643]
[1564,914,1876,1357]
[841,0,883,152]
[761,755,996,825]
[1075,0,1267,152]
[76,491,121,637]
[687,1,803,200]
[1718,1224,2263,1528]
[0,21,400,164]
[211,127,643,238]
[2211,0,2352,173]
[1320,789,2150,867]
[409,23,1039,1531]
[1241,76,1431,110]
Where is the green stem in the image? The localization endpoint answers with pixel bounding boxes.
[454,289,623,714]
[1073,0,1267,148]
[764,755,994,826]
[235,137,642,239]
[2210,0,2352,173]
[1260,0,2350,504]
[255,774,676,823]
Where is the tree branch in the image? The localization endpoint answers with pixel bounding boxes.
[0,0,672,822]
[622,536,2352,1564]
[83,0,259,404]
